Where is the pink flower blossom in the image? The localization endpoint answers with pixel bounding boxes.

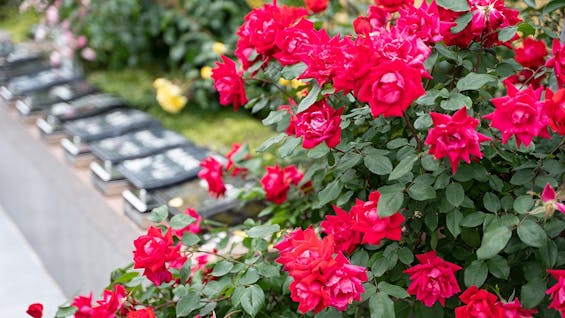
[198,156,226,198]
[351,191,405,245]
[425,108,491,173]
[403,251,461,307]
[485,81,550,148]
[211,56,247,111]
[548,38,565,88]
[547,269,565,316]
[321,205,362,254]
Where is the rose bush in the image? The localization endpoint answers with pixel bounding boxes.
[51,0,565,317]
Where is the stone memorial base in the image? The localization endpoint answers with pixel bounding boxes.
[0,105,141,297]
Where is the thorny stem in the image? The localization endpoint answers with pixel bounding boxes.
[403,111,423,152]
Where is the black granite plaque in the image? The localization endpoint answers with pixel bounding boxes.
[63,108,161,144]
[0,58,51,83]
[47,92,126,123]
[117,144,210,190]
[15,80,98,117]
[1,66,82,101]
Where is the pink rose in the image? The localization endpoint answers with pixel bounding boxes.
[225,143,249,177]
[72,294,94,318]
[500,299,537,318]
[548,39,565,88]
[326,254,367,311]
[321,205,362,254]
[211,56,248,111]
[374,0,411,12]
[403,251,461,307]
[397,1,443,44]
[198,156,226,198]
[81,47,97,61]
[485,81,550,148]
[45,5,59,24]
[425,108,491,173]
[355,60,425,118]
[292,99,343,149]
[547,269,565,315]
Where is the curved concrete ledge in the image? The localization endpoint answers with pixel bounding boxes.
[0,106,141,297]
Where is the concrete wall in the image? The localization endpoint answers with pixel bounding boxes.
[0,107,141,297]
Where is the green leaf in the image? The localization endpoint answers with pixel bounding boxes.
[176,291,200,317]
[338,152,363,170]
[440,92,472,111]
[170,213,196,230]
[182,232,201,246]
[543,0,565,14]
[262,110,286,126]
[487,255,510,279]
[297,84,321,113]
[464,260,488,288]
[460,212,487,227]
[517,220,547,248]
[280,62,306,79]
[147,205,168,223]
[451,13,472,33]
[498,26,517,42]
[278,136,301,158]
[256,133,285,152]
[446,183,465,207]
[513,195,534,214]
[437,0,470,11]
[211,260,234,277]
[316,180,343,207]
[247,224,280,238]
[308,143,329,159]
[378,282,409,299]
[414,113,433,130]
[398,247,414,265]
[240,285,265,317]
[482,192,501,213]
[55,306,77,317]
[477,224,511,259]
[389,155,417,181]
[364,154,393,175]
[446,210,463,238]
[377,191,404,217]
[517,22,536,37]
[520,278,547,308]
[408,183,436,201]
[457,73,497,91]
[239,268,260,285]
[370,292,395,318]
[256,263,280,278]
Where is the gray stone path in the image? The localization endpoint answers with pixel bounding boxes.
[0,204,66,317]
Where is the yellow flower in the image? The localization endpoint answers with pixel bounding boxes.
[246,0,264,8]
[290,79,305,90]
[201,66,212,80]
[212,42,227,55]
[154,79,187,114]
[278,78,291,87]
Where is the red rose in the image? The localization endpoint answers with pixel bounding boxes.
[211,55,247,111]
[305,0,328,13]
[374,0,411,12]
[455,286,504,318]
[505,69,544,89]
[547,269,565,316]
[274,18,320,66]
[133,226,185,285]
[425,108,491,174]
[351,191,405,245]
[127,307,156,318]
[321,205,362,254]
[298,35,352,86]
[94,284,127,317]
[26,303,43,318]
[198,156,226,198]
[292,100,343,149]
[514,37,547,69]
[485,80,550,148]
[500,299,537,318]
[544,88,565,135]
[438,6,473,48]
[173,208,202,238]
[468,0,520,47]
[548,39,565,88]
[275,228,367,313]
[355,60,425,118]
[403,251,461,307]
[72,294,94,318]
[225,143,249,177]
[235,3,307,69]
[260,165,303,204]
[397,1,443,44]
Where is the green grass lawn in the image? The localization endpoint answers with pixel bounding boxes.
[0,6,40,42]
[87,68,274,153]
